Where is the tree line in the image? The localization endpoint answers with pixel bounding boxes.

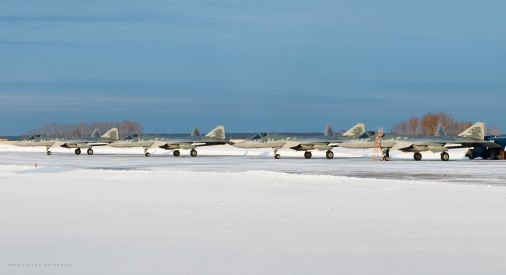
[391,112,501,136]
[25,114,501,139]
[28,120,142,139]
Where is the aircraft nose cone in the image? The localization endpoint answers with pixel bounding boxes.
[13,141,28,146]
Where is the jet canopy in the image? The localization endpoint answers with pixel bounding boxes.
[124,134,139,140]
[250,133,268,140]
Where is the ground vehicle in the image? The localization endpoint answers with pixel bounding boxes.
[466,135,506,160]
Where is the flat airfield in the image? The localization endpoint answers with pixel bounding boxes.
[1,145,505,185]
[1,145,505,274]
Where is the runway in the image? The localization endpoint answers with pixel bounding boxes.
[1,145,505,185]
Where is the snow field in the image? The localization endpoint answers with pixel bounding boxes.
[0,145,505,274]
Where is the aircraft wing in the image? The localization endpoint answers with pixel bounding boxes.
[281,141,301,149]
[390,141,415,151]
[328,140,349,147]
[148,141,167,148]
[159,141,193,150]
[282,140,332,151]
[444,140,501,149]
[60,141,89,148]
[52,141,66,148]
[159,140,227,150]
[61,140,111,148]
[391,140,500,152]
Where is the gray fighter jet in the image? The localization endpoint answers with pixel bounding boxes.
[339,122,499,161]
[232,123,365,159]
[14,128,120,155]
[109,125,227,157]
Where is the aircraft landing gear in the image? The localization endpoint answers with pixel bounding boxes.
[326,150,334,159]
[304,151,312,159]
[466,149,475,159]
[490,149,500,160]
[75,148,81,155]
[143,147,150,157]
[382,149,390,161]
[414,152,422,161]
[173,150,180,157]
[190,149,198,157]
[46,147,52,156]
[273,148,280,159]
[441,152,449,161]
[87,148,94,155]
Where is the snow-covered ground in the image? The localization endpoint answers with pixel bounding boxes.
[1,145,505,274]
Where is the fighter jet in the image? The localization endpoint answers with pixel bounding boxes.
[109,125,227,157]
[14,128,120,155]
[338,122,499,161]
[232,123,365,159]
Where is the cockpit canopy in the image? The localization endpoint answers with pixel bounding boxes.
[250,133,268,140]
[124,133,139,140]
[357,132,373,138]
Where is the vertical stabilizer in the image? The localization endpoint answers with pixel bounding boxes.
[91,128,101,138]
[101,128,120,141]
[191,127,201,137]
[434,122,447,137]
[342,123,365,138]
[324,124,334,136]
[458,122,485,140]
[205,125,225,140]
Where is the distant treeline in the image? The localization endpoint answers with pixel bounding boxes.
[22,113,501,139]
[28,120,142,139]
[391,112,501,136]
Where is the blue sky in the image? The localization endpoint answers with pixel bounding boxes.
[1,0,505,135]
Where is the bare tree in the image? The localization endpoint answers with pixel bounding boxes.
[391,121,409,136]
[408,116,419,136]
[119,120,142,138]
[452,121,473,135]
[392,112,481,137]
[420,113,439,136]
[71,127,81,138]
[488,125,501,136]
[436,112,454,133]
[30,120,143,139]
